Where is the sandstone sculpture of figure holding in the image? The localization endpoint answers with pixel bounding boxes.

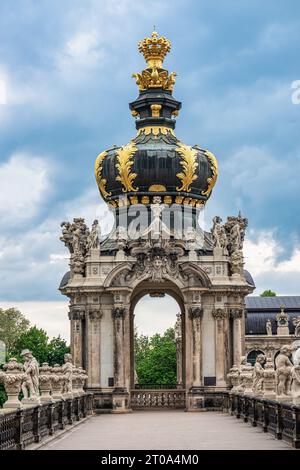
[211,216,227,250]
[21,349,40,400]
[88,219,100,250]
[61,353,74,397]
[252,354,266,394]
[266,319,272,336]
[275,345,293,397]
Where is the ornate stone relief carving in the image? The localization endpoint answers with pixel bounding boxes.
[68,308,86,321]
[212,308,227,320]
[230,308,244,319]
[112,307,126,318]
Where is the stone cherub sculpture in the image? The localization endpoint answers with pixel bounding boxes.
[291,342,300,401]
[266,319,272,336]
[21,349,40,402]
[275,345,293,397]
[252,354,266,394]
[61,353,74,398]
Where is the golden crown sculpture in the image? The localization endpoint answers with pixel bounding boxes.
[138,30,171,68]
[133,30,177,92]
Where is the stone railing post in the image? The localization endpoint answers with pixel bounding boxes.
[2,358,26,409]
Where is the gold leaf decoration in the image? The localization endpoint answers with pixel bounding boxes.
[115,141,139,193]
[176,142,198,192]
[94,150,111,198]
[201,150,218,198]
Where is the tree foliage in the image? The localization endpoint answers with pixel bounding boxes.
[12,326,49,364]
[260,290,277,297]
[47,336,70,366]
[135,327,177,385]
[0,308,30,356]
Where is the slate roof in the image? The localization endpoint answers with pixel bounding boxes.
[246,296,300,310]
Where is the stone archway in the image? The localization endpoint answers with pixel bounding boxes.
[128,281,186,409]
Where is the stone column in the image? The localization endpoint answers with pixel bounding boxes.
[231,308,244,367]
[187,307,204,411]
[87,306,102,388]
[212,308,227,387]
[69,307,85,367]
[112,306,130,413]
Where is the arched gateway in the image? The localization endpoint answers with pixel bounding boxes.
[59,30,254,412]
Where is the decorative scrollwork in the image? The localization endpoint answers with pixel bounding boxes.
[201,149,218,198]
[176,142,198,192]
[116,141,139,193]
[94,150,111,198]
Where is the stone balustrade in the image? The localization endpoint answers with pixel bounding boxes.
[0,352,88,410]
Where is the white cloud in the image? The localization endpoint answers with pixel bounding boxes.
[244,229,300,294]
[0,79,7,104]
[0,301,69,341]
[135,295,179,337]
[0,153,51,225]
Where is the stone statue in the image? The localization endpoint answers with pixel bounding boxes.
[227,365,240,392]
[211,216,227,250]
[230,250,244,276]
[224,213,248,255]
[252,354,266,394]
[237,356,253,394]
[88,219,100,250]
[293,316,300,337]
[275,345,293,397]
[60,218,90,276]
[61,353,74,398]
[20,349,40,402]
[276,305,289,336]
[291,342,300,402]
[266,319,272,336]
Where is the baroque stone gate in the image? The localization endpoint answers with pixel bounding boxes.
[59,31,254,412]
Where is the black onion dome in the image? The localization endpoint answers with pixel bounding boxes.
[94,31,218,209]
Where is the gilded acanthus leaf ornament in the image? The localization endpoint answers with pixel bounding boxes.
[94,150,111,198]
[201,150,218,198]
[116,141,139,193]
[176,142,198,192]
[132,68,177,92]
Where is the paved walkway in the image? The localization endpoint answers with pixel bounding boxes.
[40,411,291,450]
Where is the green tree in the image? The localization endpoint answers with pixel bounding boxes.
[12,326,49,364]
[0,308,30,357]
[260,290,277,297]
[47,336,70,366]
[135,327,177,385]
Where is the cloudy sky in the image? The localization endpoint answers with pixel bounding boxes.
[1,0,300,341]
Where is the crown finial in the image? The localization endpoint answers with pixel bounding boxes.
[138,30,171,68]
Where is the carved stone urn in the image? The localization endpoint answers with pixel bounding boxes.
[72,367,80,397]
[227,365,240,393]
[51,364,64,400]
[2,358,26,409]
[77,367,88,396]
[238,363,254,395]
[39,362,54,403]
[261,358,276,399]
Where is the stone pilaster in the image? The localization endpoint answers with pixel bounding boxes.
[212,308,227,387]
[87,306,102,387]
[230,308,244,367]
[69,307,85,367]
[112,306,130,413]
[189,307,203,387]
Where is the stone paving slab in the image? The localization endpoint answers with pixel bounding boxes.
[40,411,292,450]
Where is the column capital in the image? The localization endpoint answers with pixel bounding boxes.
[230,308,244,319]
[212,308,227,320]
[189,307,203,319]
[68,307,86,321]
[112,306,126,319]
